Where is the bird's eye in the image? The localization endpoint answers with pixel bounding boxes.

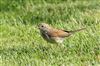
[41,25,44,27]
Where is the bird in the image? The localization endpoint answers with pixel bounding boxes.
[38,23,85,43]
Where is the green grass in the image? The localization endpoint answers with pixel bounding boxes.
[0,0,100,66]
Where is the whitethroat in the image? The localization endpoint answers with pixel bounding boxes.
[38,23,85,43]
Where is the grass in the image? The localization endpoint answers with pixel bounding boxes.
[0,0,100,66]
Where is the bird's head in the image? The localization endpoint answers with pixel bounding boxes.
[38,23,52,32]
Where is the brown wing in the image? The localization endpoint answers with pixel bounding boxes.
[47,29,71,37]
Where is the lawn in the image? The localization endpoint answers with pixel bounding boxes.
[0,0,100,66]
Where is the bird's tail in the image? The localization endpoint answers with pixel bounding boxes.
[65,28,86,33]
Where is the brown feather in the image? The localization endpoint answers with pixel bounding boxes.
[64,28,85,33]
[47,29,71,37]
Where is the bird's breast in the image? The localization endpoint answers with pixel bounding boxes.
[41,32,64,43]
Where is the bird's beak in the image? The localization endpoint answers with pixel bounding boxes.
[38,27,40,29]
[35,26,39,29]
[37,25,40,29]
